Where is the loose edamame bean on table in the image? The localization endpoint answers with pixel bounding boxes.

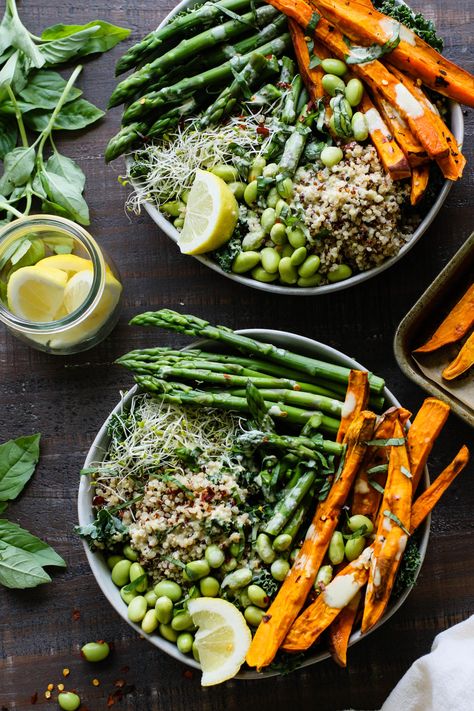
[58,692,81,711]
[81,641,110,663]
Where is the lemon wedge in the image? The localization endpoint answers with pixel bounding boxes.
[178,169,239,255]
[7,265,68,322]
[188,598,252,686]
[35,254,93,277]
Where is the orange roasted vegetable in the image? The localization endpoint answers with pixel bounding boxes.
[328,591,361,667]
[414,284,474,353]
[288,18,327,100]
[407,397,450,494]
[442,333,474,380]
[359,94,411,180]
[410,164,430,205]
[337,370,370,443]
[371,91,427,167]
[246,410,376,669]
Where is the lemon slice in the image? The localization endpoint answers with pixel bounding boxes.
[188,597,252,686]
[7,265,68,322]
[36,254,93,277]
[178,169,239,255]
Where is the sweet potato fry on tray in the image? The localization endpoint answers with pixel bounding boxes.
[414,284,474,353]
[361,419,412,634]
[310,0,474,107]
[246,410,376,669]
[407,397,450,494]
[288,18,326,101]
[371,92,428,167]
[359,94,411,180]
[328,591,361,667]
[337,370,370,443]
[442,333,474,381]
[410,164,430,205]
[410,446,470,532]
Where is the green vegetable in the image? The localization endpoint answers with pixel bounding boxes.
[155,596,174,624]
[345,25,400,64]
[393,537,422,597]
[127,595,147,622]
[154,580,182,602]
[75,508,128,549]
[111,559,132,587]
[0,519,66,588]
[0,433,40,501]
[177,632,194,654]
[58,692,81,711]
[141,608,159,634]
[81,641,110,662]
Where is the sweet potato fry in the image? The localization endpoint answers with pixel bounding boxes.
[442,333,474,380]
[415,284,474,353]
[407,397,450,494]
[359,94,411,179]
[289,18,327,101]
[282,547,373,652]
[246,410,376,669]
[328,591,361,667]
[410,446,470,531]
[361,419,412,633]
[371,92,428,167]
[410,164,430,205]
[337,370,370,443]
[311,0,474,107]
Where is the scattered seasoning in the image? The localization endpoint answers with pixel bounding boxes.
[92,678,100,687]
[72,610,81,622]
[262,614,272,623]
[114,679,126,689]
[44,691,51,699]
[183,670,194,680]
[31,692,38,705]
[58,684,65,692]
[63,668,70,677]
[47,684,54,691]
[120,666,129,674]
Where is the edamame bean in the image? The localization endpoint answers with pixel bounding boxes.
[328,531,345,565]
[345,78,364,107]
[123,544,138,562]
[256,533,276,564]
[261,247,281,274]
[173,218,184,229]
[298,255,321,278]
[177,632,194,654]
[161,201,184,217]
[351,111,369,141]
[290,547,300,563]
[81,641,110,663]
[130,562,147,592]
[242,231,265,251]
[155,596,173,624]
[181,189,190,204]
[142,609,159,634]
[279,257,298,285]
[275,199,288,218]
[277,177,294,200]
[320,146,343,168]
[345,536,367,562]
[120,586,136,605]
[314,565,333,590]
[290,246,307,266]
[127,595,147,623]
[251,266,278,283]
[247,584,269,608]
[261,207,276,234]
[298,274,323,287]
[107,555,122,570]
[328,264,352,282]
[111,559,132,587]
[244,180,258,205]
[263,162,279,178]
[58,692,81,711]
[322,73,346,96]
[266,186,279,208]
[222,557,238,573]
[192,641,200,662]
[204,544,225,569]
[210,164,239,182]
[232,251,260,274]
[249,156,266,182]
[286,226,306,249]
[273,533,292,552]
[270,222,287,245]
[154,580,182,602]
[200,576,220,597]
[160,623,178,643]
[321,58,347,77]
[222,567,252,590]
[236,588,252,608]
[244,605,265,627]
[281,244,294,258]
[271,558,290,581]
[228,182,246,200]
[171,611,193,631]
[184,559,210,581]
[348,514,374,535]
[144,589,158,608]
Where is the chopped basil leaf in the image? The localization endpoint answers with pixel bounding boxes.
[383,509,410,536]
[367,463,389,476]
[401,465,412,479]
[369,480,385,494]
[343,524,368,540]
[345,25,400,64]
[334,443,347,482]
[365,437,406,447]
[306,11,321,34]
[309,54,322,69]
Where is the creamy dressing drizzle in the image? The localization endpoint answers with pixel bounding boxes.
[323,574,360,609]
[395,84,424,119]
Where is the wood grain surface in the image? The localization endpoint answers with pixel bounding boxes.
[0,1,473,709]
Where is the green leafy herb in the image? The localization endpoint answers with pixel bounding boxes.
[0,433,41,501]
[252,567,278,597]
[24,97,104,132]
[345,26,400,65]
[212,234,241,273]
[334,443,347,482]
[401,465,412,479]
[392,537,421,598]
[121,573,147,595]
[383,509,410,536]
[367,463,388,475]
[306,11,321,34]
[365,437,406,447]
[309,54,322,69]
[369,479,385,494]
[40,20,130,54]
[343,524,368,540]
[0,115,17,158]
[74,508,128,550]
[0,502,8,514]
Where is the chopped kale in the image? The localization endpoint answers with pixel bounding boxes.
[74,508,128,550]
[211,234,242,273]
[392,536,422,598]
[252,567,279,597]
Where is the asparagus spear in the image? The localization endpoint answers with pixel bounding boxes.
[115,0,257,75]
[281,493,313,541]
[122,34,291,123]
[109,5,279,108]
[129,310,386,393]
[229,387,342,419]
[277,101,317,184]
[237,430,343,457]
[281,74,303,125]
[264,470,316,536]
[246,381,276,433]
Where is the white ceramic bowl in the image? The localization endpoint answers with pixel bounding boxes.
[135,0,464,296]
[78,330,430,678]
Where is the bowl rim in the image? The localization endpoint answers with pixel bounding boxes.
[77,328,430,679]
[132,0,464,296]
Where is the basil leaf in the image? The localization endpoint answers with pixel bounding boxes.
[38,25,110,66]
[24,97,104,131]
[365,437,406,447]
[309,54,322,69]
[41,198,71,219]
[401,465,412,479]
[3,5,44,69]
[0,520,65,568]
[383,509,410,536]
[121,574,147,595]
[345,25,401,65]
[17,70,82,112]
[306,11,320,34]
[0,50,30,99]
[0,434,41,501]
[367,463,388,476]
[41,20,130,54]
[369,480,385,494]
[46,152,85,190]
[0,115,17,159]
[39,168,89,225]
[0,145,36,196]
[0,502,7,514]
[0,541,51,588]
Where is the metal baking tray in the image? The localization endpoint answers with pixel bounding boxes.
[394,232,474,428]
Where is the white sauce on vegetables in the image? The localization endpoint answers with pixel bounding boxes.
[268,405,283,416]
[323,574,360,609]
[378,17,416,46]
[341,392,357,419]
[395,84,424,119]
[355,477,370,495]
[373,565,382,587]
[365,108,391,137]
[396,534,408,561]
[399,25,417,46]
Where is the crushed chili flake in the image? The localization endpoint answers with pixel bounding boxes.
[31,692,38,705]
[262,614,272,623]
[183,670,194,680]
[92,678,100,687]
[62,668,70,677]
[44,691,51,699]
[47,684,54,691]
[57,684,65,692]
[72,609,81,622]
[256,125,269,136]
[114,679,126,688]
[107,695,115,708]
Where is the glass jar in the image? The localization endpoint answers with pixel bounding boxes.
[0,215,123,354]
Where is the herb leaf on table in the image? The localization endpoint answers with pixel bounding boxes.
[0,433,41,501]
[24,97,104,132]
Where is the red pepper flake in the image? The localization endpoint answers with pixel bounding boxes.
[57,684,65,692]
[183,670,194,680]
[256,125,269,136]
[62,668,70,677]
[72,609,81,622]
[92,495,105,506]
[262,614,272,623]
[201,487,215,503]
[92,678,100,687]
[31,692,38,705]
[107,695,116,708]
[44,691,51,699]
[114,679,126,689]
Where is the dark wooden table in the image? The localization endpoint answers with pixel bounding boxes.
[1,1,473,709]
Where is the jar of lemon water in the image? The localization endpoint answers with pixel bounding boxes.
[0,216,122,354]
